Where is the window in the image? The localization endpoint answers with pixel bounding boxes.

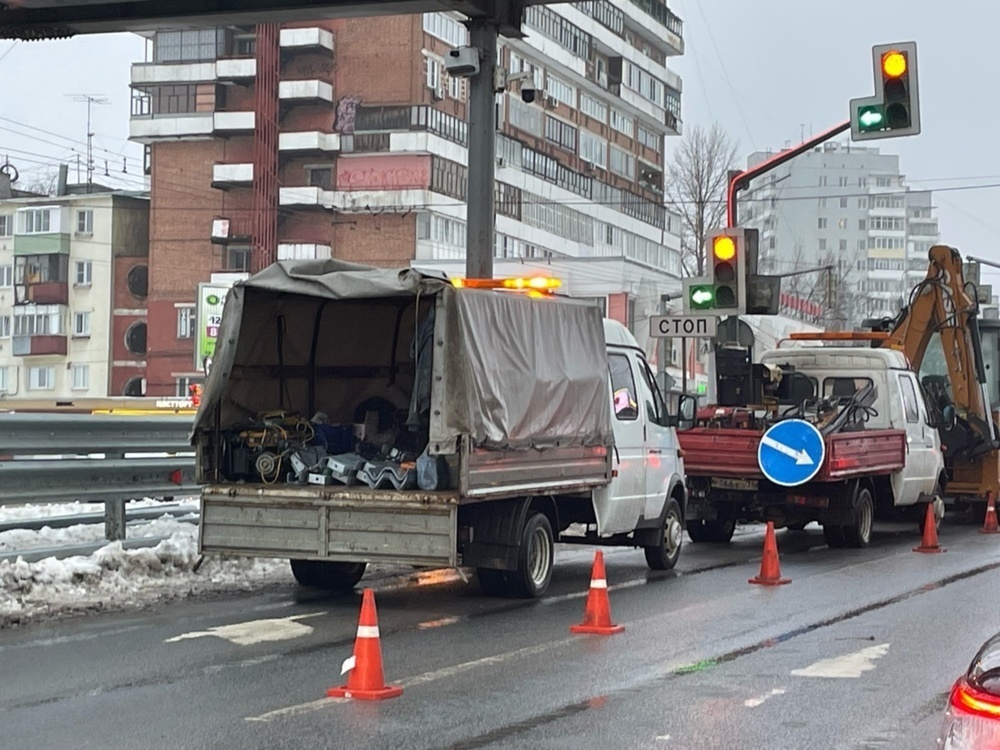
[580,94,608,123]
[545,75,576,107]
[0,315,9,337]
[839,239,847,251]
[545,116,577,152]
[876,176,894,188]
[146,84,204,115]
[153,29,225,63]
[508,97,543,136]
[839,197,848,209]
[818,198,827,208]
[425,55,443,95]
[610,147,636,180]
[608,353,638,420]
[859,219,867,231]
[307,166,333,190]
[18,208,51,234]
[28,366,55,390]
[422,12,468,46]
[73,311,91,337]
[823,377,873,400]
[839,177,849,187]
[579,131,608,168]
[638,126,661,153]
[447,73,466,101]
[819,176,827,187]
[177,306,195,339]
[838,218,848,229]
[76,209,93,234]
[0,215,11,237]
[75,260,92,286]
[13,305,63,336]
[859,177,868,188]
[0,367,6,393]
[0,265,11,287]
[859,198,868,209]
[225,245,251,271]
[899,374,920,423]
[818,218,827,229]
[819,239,827,250]
[610,110,634,137]
[623,62,665,107]
[71,364,89,391]
[637,358,668,427]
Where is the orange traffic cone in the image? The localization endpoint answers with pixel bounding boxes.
[571,550,624,635]
[327,588,403,701]
[749,521,791,586]
[914,503,945,553]
[981,493,1000,535]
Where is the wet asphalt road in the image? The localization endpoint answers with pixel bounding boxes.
[3,520,1000,750]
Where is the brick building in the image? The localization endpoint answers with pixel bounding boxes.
[129,5,685,396]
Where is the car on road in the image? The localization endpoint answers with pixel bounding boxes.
[939,633,1000,748]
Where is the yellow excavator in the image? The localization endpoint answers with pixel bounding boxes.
[868,244,1000,508]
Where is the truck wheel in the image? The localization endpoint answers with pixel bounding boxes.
[644,498,683,571]
[823,525,846,548]
[476,568,511,596]
[509,512,555,599]
[841,487,874,549]
[289,560,367,593]
[687,518,736,544]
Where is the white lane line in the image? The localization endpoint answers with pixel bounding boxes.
[790,643,890,679]
[165,613,325,646]
[244,635,579,722]
[744,688,786,707]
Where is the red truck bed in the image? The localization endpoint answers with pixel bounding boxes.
[678,427,907,482]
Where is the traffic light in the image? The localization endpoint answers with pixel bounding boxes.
[851,42,920,141]
[682,229,748,316]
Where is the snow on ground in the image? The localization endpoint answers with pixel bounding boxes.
[0,499,293,628]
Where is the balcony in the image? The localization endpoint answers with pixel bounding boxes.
[12,335,68,357]
[13,233,71,256]
[131,61,217,86]
[18,282,69,306]
[216,57,257,82]
[212,163,254,189]
[279,186,328,208]
[213,111,255,134]
[277,243,333,260]
[280,27,335,52]
[279,80,334,104]
[130,113,215,144]
[279,131,341,154]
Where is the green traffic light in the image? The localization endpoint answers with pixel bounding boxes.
[690,286,715,309]
[857,105,885,132]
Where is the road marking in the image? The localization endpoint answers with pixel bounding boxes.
[654,735,671,742]
[791,643,890,678]
[760,434,813,465]
[744,688,786,707]
[165,613,325,646]
[244,635,579,722]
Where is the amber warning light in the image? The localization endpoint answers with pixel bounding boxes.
[452,276,563,293]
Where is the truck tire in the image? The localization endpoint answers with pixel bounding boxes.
[823,524,847,548]
[477,512,555,599]
[686,518,736,544]
[841,487,874,549]
[644,498,683,570]
[289,560,367,593]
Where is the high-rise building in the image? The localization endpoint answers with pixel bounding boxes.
[128,6,685,396]
[741,141,940,328]
[0,186,150,399]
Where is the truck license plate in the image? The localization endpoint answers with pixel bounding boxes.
[711,477,758,491]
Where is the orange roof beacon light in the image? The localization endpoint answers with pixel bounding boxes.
[451,276,563,294]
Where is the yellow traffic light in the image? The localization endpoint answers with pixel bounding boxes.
[881,50,907,78]
[713,235,736,261]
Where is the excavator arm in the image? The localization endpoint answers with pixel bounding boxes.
[872,245,999,464]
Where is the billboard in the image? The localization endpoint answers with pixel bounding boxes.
[196,282,231,374]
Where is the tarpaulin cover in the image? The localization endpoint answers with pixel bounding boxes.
[192,260,613,453]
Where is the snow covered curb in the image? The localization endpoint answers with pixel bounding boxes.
[0,529,292,628]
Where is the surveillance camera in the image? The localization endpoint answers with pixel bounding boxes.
[520,86,536,104]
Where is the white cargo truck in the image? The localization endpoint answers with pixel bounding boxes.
[192,261,694,598]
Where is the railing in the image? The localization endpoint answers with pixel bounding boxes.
[0,413,199,543]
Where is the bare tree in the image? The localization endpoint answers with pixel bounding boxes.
[19,169,58,196]
[780,247,863,331]
[665,123,740,277]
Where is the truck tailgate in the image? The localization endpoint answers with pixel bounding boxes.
[678,428,907,481]
[200,485,460,567]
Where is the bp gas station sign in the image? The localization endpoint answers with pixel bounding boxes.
[196,283,230,374]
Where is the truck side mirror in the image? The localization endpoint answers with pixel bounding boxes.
[942,405,957,432]
[673,394,697,431]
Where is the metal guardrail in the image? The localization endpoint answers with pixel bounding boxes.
[0,413,199,542]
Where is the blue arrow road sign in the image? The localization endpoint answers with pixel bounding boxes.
[757,419,826,487]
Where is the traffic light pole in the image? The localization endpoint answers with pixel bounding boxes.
[726,120,850,228]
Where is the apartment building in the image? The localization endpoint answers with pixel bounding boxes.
[741,141,940,328]
[0,188,149,399]
[128,3,685,395]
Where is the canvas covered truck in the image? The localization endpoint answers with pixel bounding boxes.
[678,343,946,548]
[192,260,694,598]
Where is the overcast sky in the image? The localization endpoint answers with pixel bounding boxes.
[1,0,998,279]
